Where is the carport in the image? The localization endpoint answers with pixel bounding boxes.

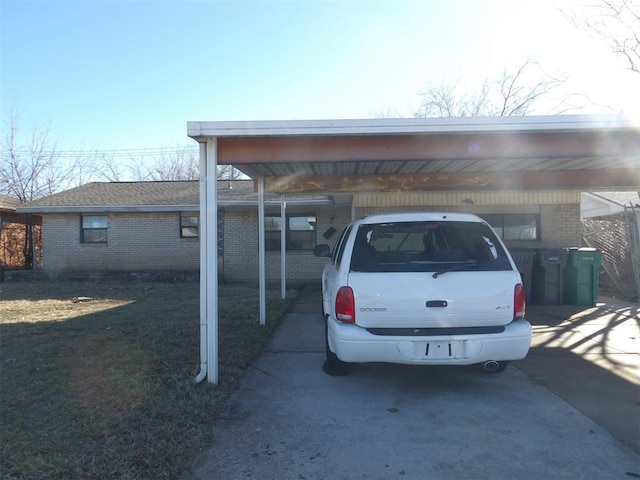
[187,114,640,384]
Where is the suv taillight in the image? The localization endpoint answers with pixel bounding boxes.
[335,286,355,323]
[514,284,526,320]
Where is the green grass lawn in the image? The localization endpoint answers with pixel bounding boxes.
[0,281,296,479]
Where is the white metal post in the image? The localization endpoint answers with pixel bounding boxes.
[280,194,286,299]
[258,176,266,325]
[206,139,219,383]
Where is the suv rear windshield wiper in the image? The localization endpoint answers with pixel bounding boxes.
[432,260,478,279]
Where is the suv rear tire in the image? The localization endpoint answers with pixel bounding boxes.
[322,318,349,376]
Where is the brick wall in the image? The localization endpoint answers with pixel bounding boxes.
[40,192,583,281]
[220,207,352,282]
[42,212,199,274]
[539,204,582,248]
[354,191,583,249]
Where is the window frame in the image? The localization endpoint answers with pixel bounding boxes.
[180,214,199,238]
[80,215,108,244]
[481,213,540,241]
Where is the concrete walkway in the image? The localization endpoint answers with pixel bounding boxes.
[190,286,639,480]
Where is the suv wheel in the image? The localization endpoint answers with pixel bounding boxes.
[322,318,349,376]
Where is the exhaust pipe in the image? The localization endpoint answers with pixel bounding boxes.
[482,360,500,372]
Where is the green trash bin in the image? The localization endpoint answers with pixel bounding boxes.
[563,248,603,306]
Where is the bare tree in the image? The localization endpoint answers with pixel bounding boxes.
[216,164,245,180]
[2,111,246,192]
[562,0,640,74]
[140,146,199,181]
[94,152,129,182]
[0,111,77,269]
[0,111,79,202]
[414,59,568,118]
[372,107,403,119]
[129,146,245,181]
[493,61,568,116]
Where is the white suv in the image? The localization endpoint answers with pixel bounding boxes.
[313,212,532,375]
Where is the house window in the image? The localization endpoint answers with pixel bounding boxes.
[482,214,539,241]
[180,215,199,238]
[265,214,317,250]
[81,215,108,243]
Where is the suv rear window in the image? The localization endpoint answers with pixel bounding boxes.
[350,221,511,273]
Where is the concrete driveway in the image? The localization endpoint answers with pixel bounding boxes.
[190,286,639,480]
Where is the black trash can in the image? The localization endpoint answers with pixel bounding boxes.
[563,248,603,306]
[532,248,568,305]
[509,248,535,303]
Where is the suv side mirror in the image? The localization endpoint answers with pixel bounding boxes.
[313,244,331,258]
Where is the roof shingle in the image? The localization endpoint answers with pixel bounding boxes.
[0,194,19,211]
[17,180,330,213]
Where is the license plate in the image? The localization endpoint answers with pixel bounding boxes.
[425,341,454,358]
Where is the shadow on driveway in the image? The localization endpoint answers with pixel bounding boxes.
[520,298,640,454]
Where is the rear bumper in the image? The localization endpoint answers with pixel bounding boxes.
[328,317,532,365]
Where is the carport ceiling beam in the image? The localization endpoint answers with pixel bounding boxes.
[265,168,640,193]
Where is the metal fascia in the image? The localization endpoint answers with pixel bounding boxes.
[187,114,638,139]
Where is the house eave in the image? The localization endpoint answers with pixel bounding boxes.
[16,199,333,214]
[16,205,200,214]
[580,192,628,218]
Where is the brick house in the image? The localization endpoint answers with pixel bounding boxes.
[18,178,589,282]
[17,116,640,283]
[16,180,347,281]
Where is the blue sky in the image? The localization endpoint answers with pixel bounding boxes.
[1,0,637,152]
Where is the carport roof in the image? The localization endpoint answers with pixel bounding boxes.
[187,114,640,192]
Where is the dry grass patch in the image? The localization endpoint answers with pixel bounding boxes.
[0,280,296,479]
